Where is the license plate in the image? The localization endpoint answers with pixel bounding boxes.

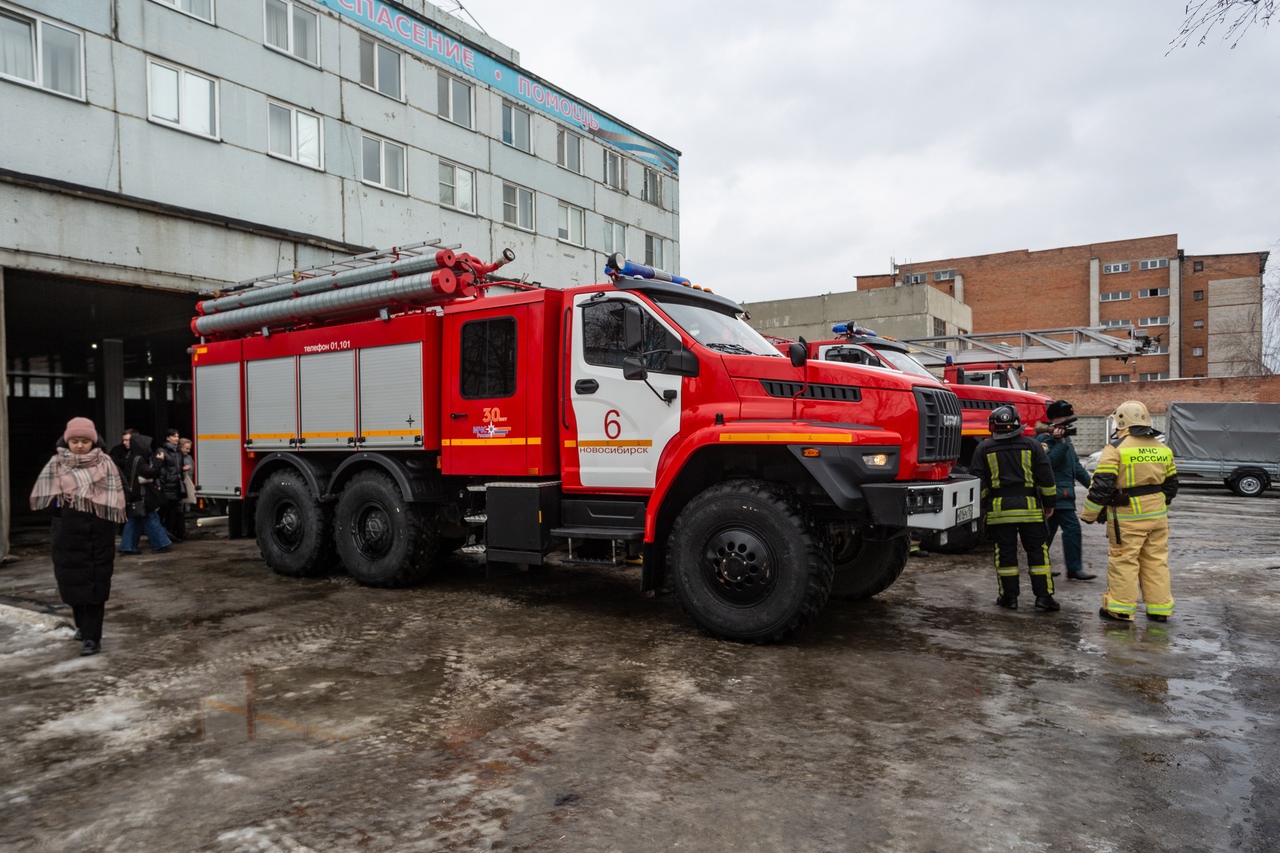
[956,504,975,524]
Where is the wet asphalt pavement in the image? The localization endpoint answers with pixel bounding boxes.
[2,484,1278,852]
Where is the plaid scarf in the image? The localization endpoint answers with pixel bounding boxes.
[29,447,127,524]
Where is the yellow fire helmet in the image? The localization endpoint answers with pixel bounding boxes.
[1113,400,1153,434]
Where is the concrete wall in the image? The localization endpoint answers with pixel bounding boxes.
[742,285,972,344]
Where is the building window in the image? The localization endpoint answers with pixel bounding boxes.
[557,128,581,173]
[150,0,214,22]
[438,161,474,213]
[1192,346,1204,357]
[1138,258,1169,270]
[502,102,531,152]
[642,168,662,205]
[147,59,218,138]
[1146,345,1170,355]
[1193,319,1205,329]
[645,233,664,268]
[603,219,625,255]
[264,0,318,64]
[460,317,516,399]
[437,73,472,128]
[1194,290,1204,301]
[1139,316,1170,327]
[933,270,956,282]
[902,273,926,285]
[1100,291,1130,302]
[557,202,584,245]
[1100,319,1130,328]
[359,37,401,99]
[1139,287,1169,298]
[1100,374,1131,383]
[268,102,322,168]
[1103,262,1131,274]
[1139,372,1169,382]
[933,317,947,337]
[0,7,84,99]
[361,133,405,193]
[502,182,534,230]
[1193,261,1204,272]
[603,150,623,189]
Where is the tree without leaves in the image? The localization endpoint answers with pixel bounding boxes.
[1170,0,1276,50]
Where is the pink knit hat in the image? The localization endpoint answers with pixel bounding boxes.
[63,417,98,444]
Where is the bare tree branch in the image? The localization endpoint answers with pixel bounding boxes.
[1169,0,1277,52]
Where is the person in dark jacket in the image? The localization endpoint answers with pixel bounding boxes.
[1036,400,1097,581]
[970,406,1060,612]
[108,427,138,472]
[157,428,185,542]
[118,433,173,555]
[29,417,126,656]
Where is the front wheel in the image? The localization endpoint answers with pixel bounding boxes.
[1228,471,1268,497]
[668,480,833,643]
[827,524,910,600]
[255,469,334,577]
[334,470,438,587]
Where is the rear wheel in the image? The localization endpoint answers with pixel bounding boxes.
[668,480,832,643]
[827,524,910,600]
[334,470,437,587]
[1228,470,1268,497]
[255,469,333,577]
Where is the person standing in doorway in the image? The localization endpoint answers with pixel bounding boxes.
[1081,400,1179,623]
[29,417,126,656]
[157,428,185,542]
[971,406,1060,612]
[1037,400,1096,581]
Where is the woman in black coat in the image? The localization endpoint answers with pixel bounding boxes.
[117,433,174,556]
[29,417,126,656]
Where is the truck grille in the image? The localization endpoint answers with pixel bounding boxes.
[915,387,962,463]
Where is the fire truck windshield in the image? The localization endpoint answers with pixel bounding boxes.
[656,300,782,357]
[874,347,937,379]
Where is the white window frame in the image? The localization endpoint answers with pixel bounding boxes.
[1099,319,1129,328]
[502,101,531,153]
[603,150,623,189]
[902,273,926,285]
[267,100,323,169]
[502,182,534,231]
[438,160,475,214]
[557,202,584,246]
[437,73,472,128]
[642,168,663,205]
[603,219,625,256]
[1139,372,1170,382]
[359,35,402,100]
[933,269,956,282]
[1138,316,1170,327]
[557,128,582,173]
[360,132,406,194]
[1100,374,1131,384]
[1138,258,1169,270]
[149,0,215,23]
[1139,287,1169,298]
[0,5,85,101]
[263,0,318,65]
[1099,291,1130,302]
[1145,345,1170,355]
[1103,262,1131,274]
[1192,346,1204,357]
[146,57,220,139]
[645,233,664,268]
[1193,319,1205,329]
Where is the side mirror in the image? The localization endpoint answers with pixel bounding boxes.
[788,342,808,368]
[622,356,648,381]
[955,366,967,385]
[623,304,645,353]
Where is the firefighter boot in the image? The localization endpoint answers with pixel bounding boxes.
[995,575,1019,609]
[1034,595,1060,612]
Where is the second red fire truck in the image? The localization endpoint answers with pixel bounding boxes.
[191,246,976,643]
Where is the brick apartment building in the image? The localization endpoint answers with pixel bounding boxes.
[855,235,1269,387]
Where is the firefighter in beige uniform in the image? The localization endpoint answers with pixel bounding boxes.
[1080,401,1179,623]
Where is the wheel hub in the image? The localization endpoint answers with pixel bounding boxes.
[353,505,392,558]
[703,529,776,605]
[273,504,302,551]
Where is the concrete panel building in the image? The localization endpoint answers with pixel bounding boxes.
[0,0,679,539]
[743,281,972,345]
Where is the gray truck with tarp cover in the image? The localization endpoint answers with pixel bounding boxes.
[1166,402,1280,497]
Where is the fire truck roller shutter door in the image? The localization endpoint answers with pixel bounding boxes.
[194,361,243,496]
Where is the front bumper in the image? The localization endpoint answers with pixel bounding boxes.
[860,476,979,531]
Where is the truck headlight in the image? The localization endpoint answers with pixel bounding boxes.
[863,453,890,467]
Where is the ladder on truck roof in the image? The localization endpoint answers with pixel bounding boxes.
[901,325,1153,367]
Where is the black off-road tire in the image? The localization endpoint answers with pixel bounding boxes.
[667,480,833,644]
[827,524,911,600]
[255,469,334,577]
[334,470,438,587]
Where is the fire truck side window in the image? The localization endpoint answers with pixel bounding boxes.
[459,316,517,399]
[582,301,673,371]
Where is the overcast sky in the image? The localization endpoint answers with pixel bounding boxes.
[461,0,1279,304]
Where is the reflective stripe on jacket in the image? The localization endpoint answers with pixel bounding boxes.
[970,434,1057,525]
[1081,435,1179,522]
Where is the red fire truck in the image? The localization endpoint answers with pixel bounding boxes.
[191,245,976,643]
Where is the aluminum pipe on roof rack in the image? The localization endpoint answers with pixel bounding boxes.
[191,268,458,337]
[195,249,457,316]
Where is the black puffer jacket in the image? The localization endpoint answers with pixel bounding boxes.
[121,435,166,512]
[52,508,117,606]
[157,439,183,497]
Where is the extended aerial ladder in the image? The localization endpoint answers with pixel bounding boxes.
[900,325,1154,367]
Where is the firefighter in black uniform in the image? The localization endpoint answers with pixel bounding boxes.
[970,406,1060,612]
